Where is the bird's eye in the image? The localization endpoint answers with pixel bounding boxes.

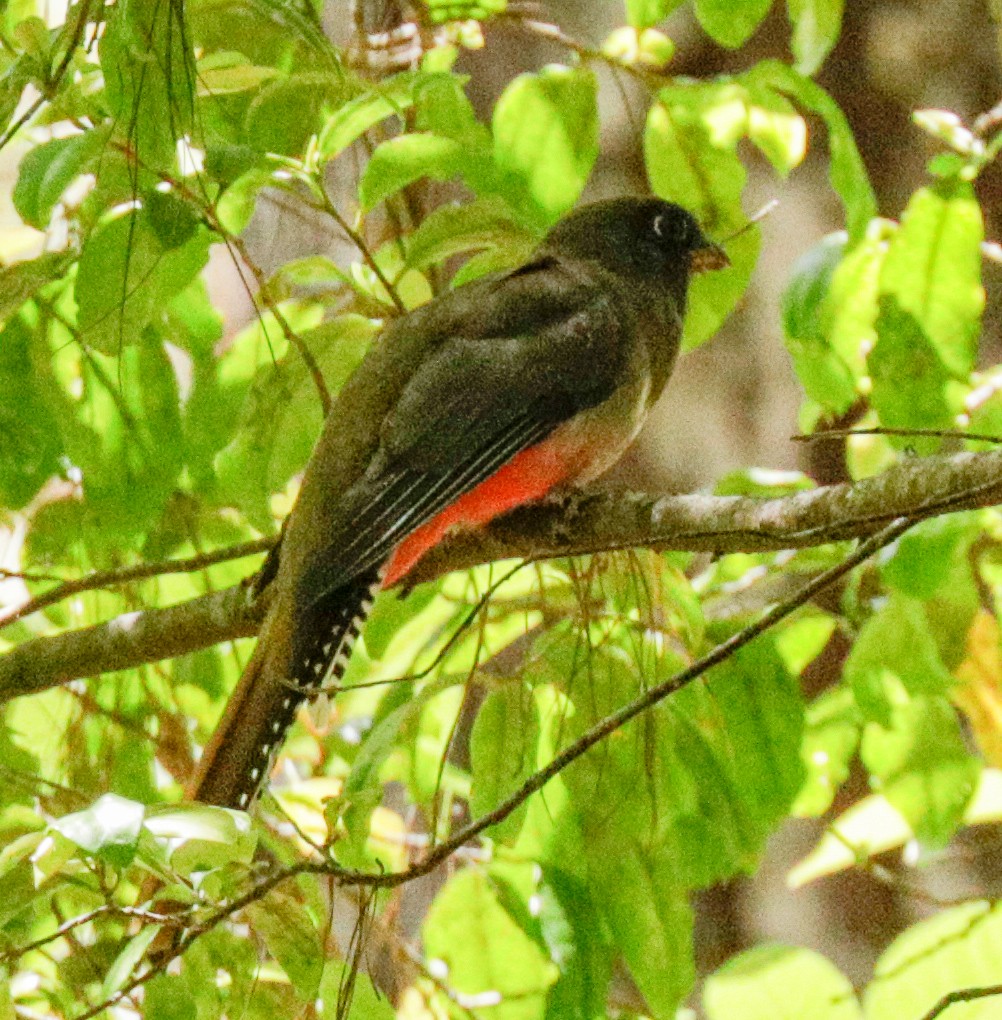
[652,214,666,238]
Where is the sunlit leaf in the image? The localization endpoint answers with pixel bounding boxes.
[787,0,846,74]
[748,62,876,241]
[76,208,210,355]
[422,869,558,1019]
[866,902,1002,1020]
[880,180,984,378]
[705,944,861,1020]
[625,0,686,28]
[52,793,145,868]
[13,127,107,229]
[470,682,539,843]
[695,0,773,47]
[861,695,979,848]
[492,66,599,227]
[359,132,473,211]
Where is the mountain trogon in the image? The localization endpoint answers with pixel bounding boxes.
[190,197,729,809]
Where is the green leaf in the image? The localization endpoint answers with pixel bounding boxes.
[788,792,914,887]
[822,228,887,375]
[861,695,979,848]
[542,627,803,891]
[881,513,979,598]
[143,975,198,1020]
[403,197,537,272]
[76,208,210,355]
[194,50,278,96]
[359,132,472,211]
[787,0,846,74]
[99,0,195,169]
[794,685,861,817]
[245,890,324,1001]
[424,0,507,20]
[645,86,747,235]
[144,188,201,249]
[880,180,984,378]
[645,82,761,348]
[626,0,685,27]
[706,944,861,1020]
[684,226,760,351]
[868,297,953,446]
[53,331,185,545]
[318,70,421,160]
[866,902,1002,1020]
[695,0,773,47]
[214,314,375,528]
[414,73,489,147]
[492,66,599,227]
[470,682,539,843]
[52,793,145,868]
[100,925,161,1000]
[845,596,955,723]
[0,53,34,139]
[743,81,809,175]
[588,837,693,1019]
[748,62,876,242]
[0,250,73,323]
[245,72,345,156]
[0,316,62,508]
[317,963,394,1019]
[537,868,615,1020]
[422,870,558,1018]
[782,232,857,412]
[13,127,108,229]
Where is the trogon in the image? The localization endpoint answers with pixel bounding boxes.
[190,197,729,809]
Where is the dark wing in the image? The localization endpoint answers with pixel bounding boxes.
[297,412,556,607]
[296,256,634,610]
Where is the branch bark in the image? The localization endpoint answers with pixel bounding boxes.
[3,448,1001,704]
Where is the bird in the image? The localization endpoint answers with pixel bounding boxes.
[189,196,729,809]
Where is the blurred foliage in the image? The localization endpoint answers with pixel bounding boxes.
[0,0,1000,1018]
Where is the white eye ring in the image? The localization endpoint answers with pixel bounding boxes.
[652,214,666,238]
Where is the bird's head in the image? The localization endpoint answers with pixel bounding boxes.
[542,197,729,285]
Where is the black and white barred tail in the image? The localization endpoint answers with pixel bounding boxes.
[234,571,381,809]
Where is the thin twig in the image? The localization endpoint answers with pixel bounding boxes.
[0,538,273,629]
[794,426,1002,444]
[920,985,1002,1020]
[315,189,406,313]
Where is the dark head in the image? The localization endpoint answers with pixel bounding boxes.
[542,197,729,285]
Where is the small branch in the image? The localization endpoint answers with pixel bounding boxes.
[3,448,1002,703]
[315,188,406,313]
[0,585,268,703]
[0,538,273,629]
[408,446,1002,583]
[920,985,1002,1020]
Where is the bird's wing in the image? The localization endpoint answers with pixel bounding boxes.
[295,259,633,607]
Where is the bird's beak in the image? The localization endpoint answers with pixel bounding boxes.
[690,241,730,274]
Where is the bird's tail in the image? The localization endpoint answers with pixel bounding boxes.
[189,572,379,809]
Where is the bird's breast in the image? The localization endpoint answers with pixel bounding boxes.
[547,362,653,485]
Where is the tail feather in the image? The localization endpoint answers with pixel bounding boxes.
[189,571,380,809]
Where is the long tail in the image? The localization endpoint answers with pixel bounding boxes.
[189,572,380,809]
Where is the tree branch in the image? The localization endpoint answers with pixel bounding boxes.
[2,448,1001,704]
[0,585,268,702]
